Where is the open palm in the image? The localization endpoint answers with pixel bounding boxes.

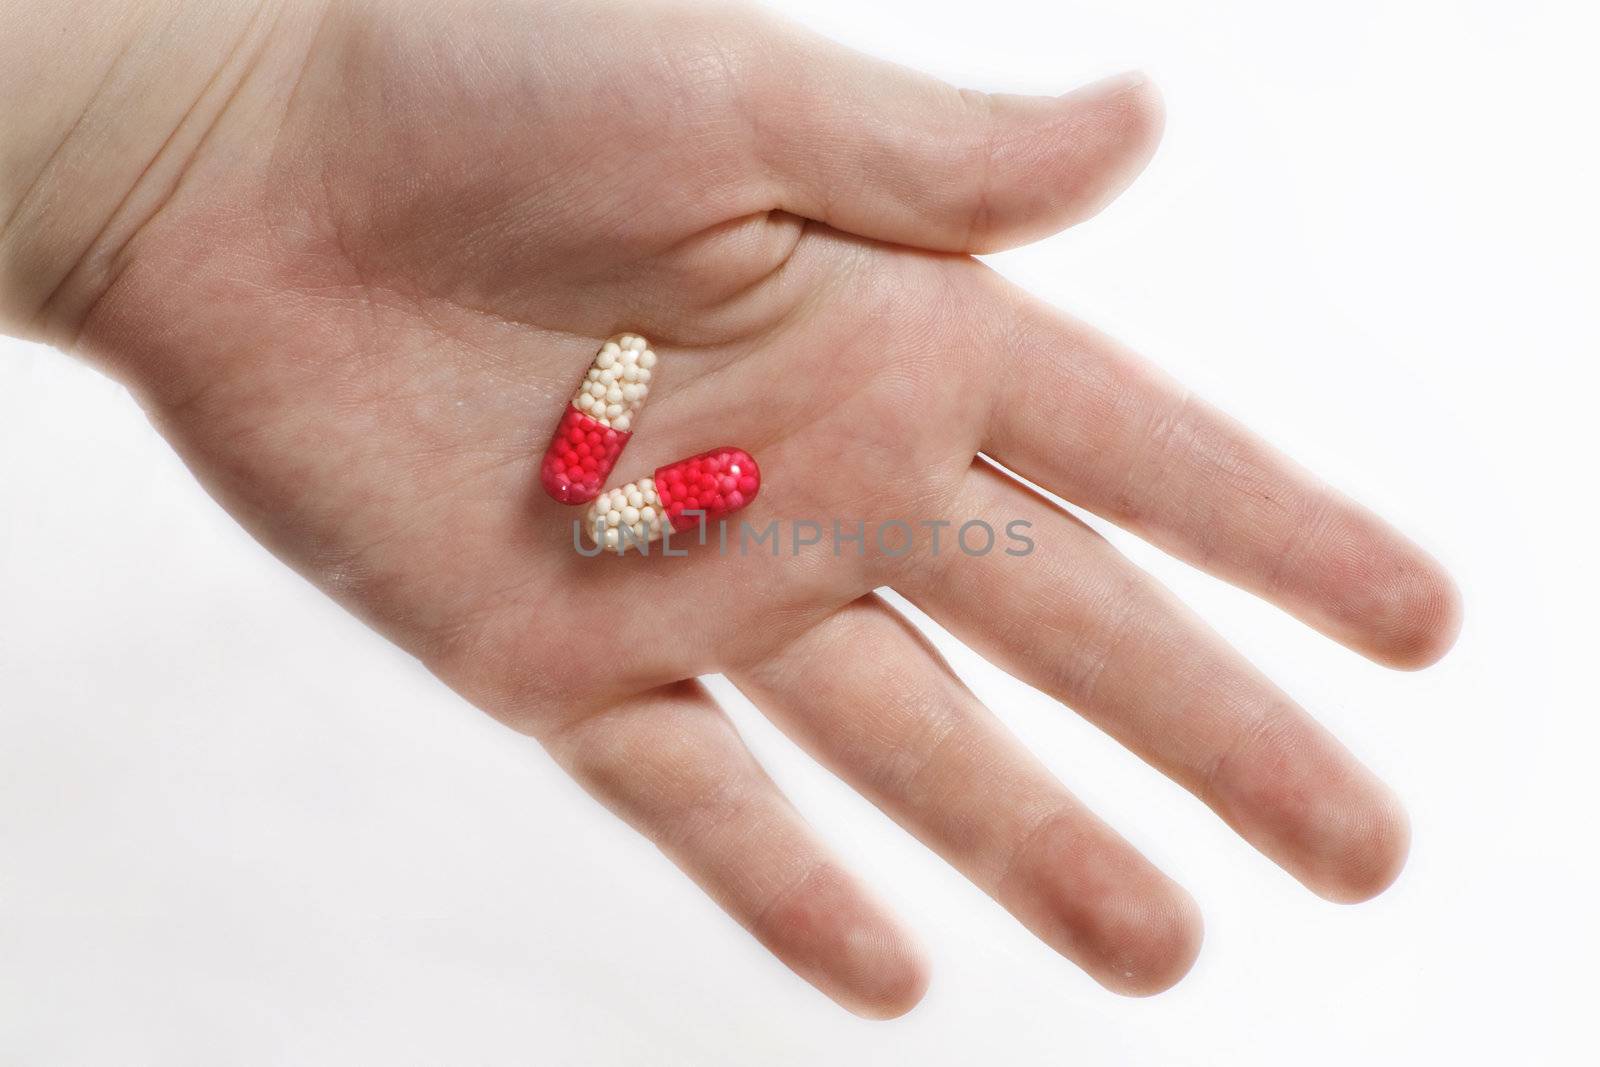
[67,0,1459,1016]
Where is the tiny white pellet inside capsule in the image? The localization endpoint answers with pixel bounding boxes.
[584,477,668,552]
[566,334,655,430]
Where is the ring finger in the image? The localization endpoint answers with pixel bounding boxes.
[900,461,1411,903]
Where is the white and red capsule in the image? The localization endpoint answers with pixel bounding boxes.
[542,333,762,550]
[541,333,658,505]
[584,447,761,552]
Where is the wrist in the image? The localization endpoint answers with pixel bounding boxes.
[0,0,323,348]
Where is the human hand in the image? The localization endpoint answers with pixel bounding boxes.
[1,0,1460,1017]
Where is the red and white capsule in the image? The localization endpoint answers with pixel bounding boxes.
[584,447,761,552]
[540,333,659,504]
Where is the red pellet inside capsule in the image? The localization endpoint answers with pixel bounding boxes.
[541,404,630,504]
[654,447,761,529]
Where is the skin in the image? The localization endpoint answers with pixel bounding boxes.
[0,0,1461,1018]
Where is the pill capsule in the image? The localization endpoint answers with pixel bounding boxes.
[540,333,659,504]
[584,447,761,552]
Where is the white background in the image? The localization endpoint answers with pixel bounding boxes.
[3,0,1597,1062]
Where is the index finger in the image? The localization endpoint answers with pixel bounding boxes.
[975,272,1461,668]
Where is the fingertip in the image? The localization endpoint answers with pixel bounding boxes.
[1119,74,1168,177]
[1041,69,1167,232]
[1063,70,1167,156]
[1369,558,1463,671]
[1334,547,1463,672]
[1088,883,1205,997]
[957,70,1164,253]
[838,932,931,1020]
[1299,508,1464,671]
[755,862,929,1020]
[1199,696,1415,908]
[1302,786,1413,905]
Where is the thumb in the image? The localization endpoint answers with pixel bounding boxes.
[744,23,1165,253]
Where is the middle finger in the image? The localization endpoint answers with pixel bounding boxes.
[900,461,1411,903]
